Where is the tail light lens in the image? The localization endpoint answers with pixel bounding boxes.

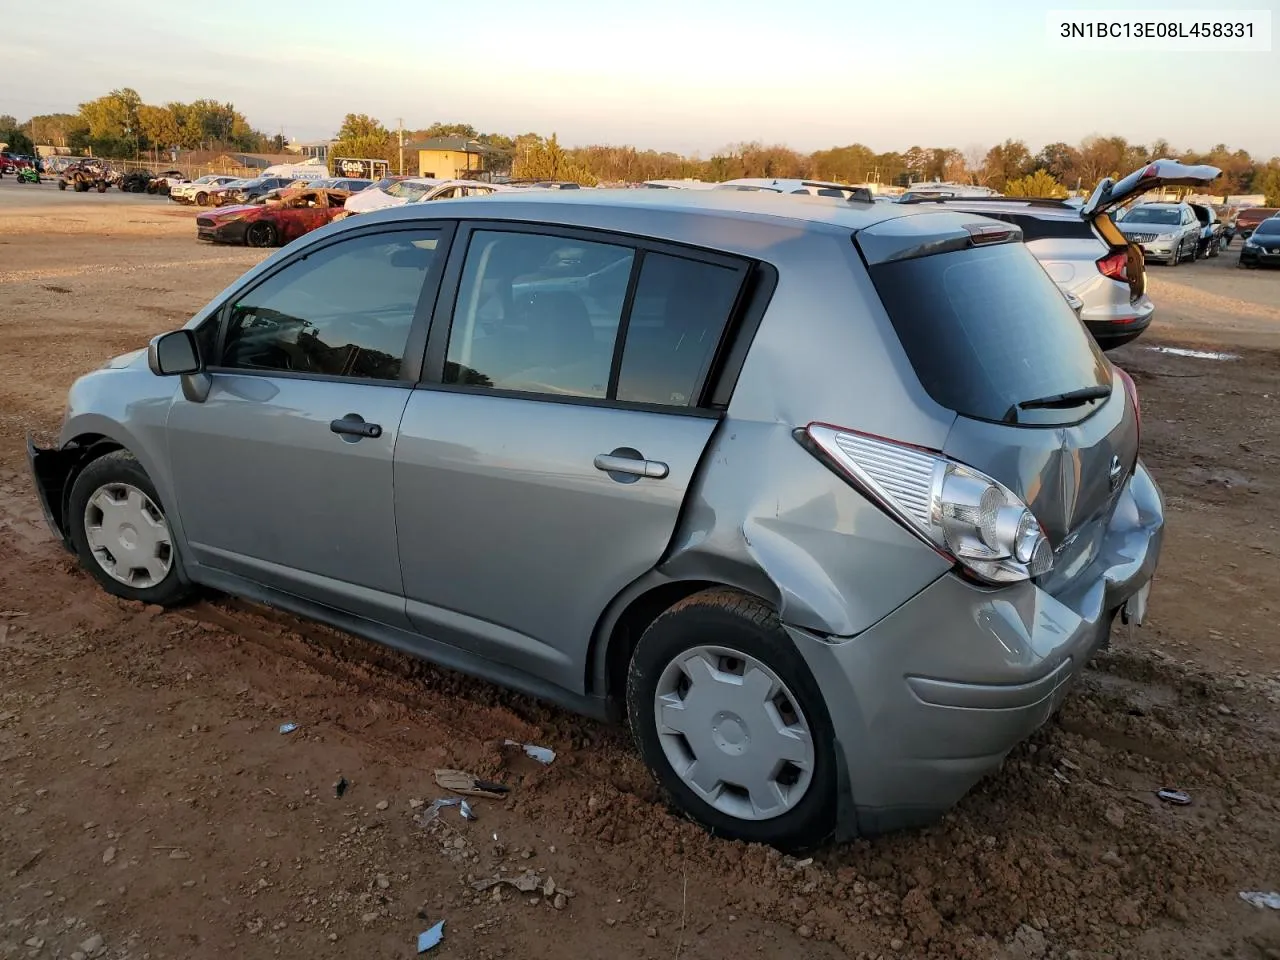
[802,425,1054,584]
[1097,251,1128,280]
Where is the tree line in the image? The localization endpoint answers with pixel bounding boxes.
[4,92,1278,204]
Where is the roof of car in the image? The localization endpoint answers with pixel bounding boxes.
[361,187,923,233]
[902,198,1084,222]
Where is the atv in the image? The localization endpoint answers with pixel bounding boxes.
[117,171,153,193]
[58,160,113,193]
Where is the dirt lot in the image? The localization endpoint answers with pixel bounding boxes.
[1,182,1278,960]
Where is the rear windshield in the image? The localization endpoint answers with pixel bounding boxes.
[1121,207,1179,225]
[868,242,1110,425]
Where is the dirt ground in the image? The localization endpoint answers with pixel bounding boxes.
[1,182,1278,960]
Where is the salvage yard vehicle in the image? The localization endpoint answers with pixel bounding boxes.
[195,187,352,247]
[1113,201,1203,265]
[147,170,188,195]
[1239,216,1280,268]
[28,189,1162,850]
[1235,206,1280,241]
[170,175,243,205]
[1188,202,1225,258]
[900,160,1222,349]
[57,160,113,193]
[211,176,298,207]
[117,171,154,193]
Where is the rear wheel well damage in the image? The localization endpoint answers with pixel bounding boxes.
[595,579,786,706]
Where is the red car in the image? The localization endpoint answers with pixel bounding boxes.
[195,188,352,247]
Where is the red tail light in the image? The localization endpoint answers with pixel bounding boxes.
[1114,366,1141,448]
[1096,251,1128,280]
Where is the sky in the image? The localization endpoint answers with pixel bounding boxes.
[3,0,1278,158]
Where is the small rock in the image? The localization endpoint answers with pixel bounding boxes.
[375,800,389,811]
[79,934,104,957]
[491,887,503,903]
[375,874,390,890]
[452,837,466,850]
[1104,804,1126,829]
[102,847,117,866]
[145,604,164,616]
[798,925,813,939]
[34,789,48,798]
[549,845,556,854]
[328,933,338,942]
[605,918,615,926]
[553,893,567,910]
[1217,704,1232,716]
[169,849,190,860]
[645,926,657,938]
[360,912,378,923]
[14,805,30,816]
[1234,679,1247,690]
[1100,850,1125,868]
[408,798,424,809]
[1007,924,1047,960]
[520,850,532,860]
[71,953,86,960]
[24,937,44,949]
[890,938,904,951]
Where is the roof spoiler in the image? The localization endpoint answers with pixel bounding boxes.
[899,195,1076,210]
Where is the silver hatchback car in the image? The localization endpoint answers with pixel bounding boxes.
[29,190,1163,850]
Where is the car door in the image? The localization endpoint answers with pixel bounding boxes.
[165,224,453,627]
[393,223,750,691]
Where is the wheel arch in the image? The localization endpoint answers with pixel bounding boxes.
[587,568,783,706]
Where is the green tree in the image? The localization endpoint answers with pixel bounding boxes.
[78,88,142,141]
[1004,169,1068,198]
[333,113,394,165]
[1033,142,1081,186]
[1252,162,1280,205]
[980,139,1032,190]
[29,113,85,148]
[512,133,597,185]
[0,124,34,155]
[137,104,181,151]
[0,115,17,131]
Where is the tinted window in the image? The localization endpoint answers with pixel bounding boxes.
[616,254,741,405]
[219,230,440,380]
[444,231,634,398]
[869,242,1110,425]
[1254,219,1280,236]
[1122,207,1179,225]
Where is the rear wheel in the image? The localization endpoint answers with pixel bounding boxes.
[67,451,194,607]
[195,191,208,206]
[96,182,107,193]
[626,589,837,851]
[245,221,277,248]
[58,180,67,191]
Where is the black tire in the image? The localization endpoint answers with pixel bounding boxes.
[245,221,277,248]
[194,191,208,206]
[66,450,194,607]
[96,182,107,193]
[626,588,837,852]
[1167,240,1181,267]
[1208,236,1220,258]
[59,180,67,190]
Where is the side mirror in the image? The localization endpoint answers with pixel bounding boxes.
[148,329,201,376]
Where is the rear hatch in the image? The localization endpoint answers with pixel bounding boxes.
[855,213,1138,585]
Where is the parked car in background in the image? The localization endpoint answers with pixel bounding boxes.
[30,188,1162,850]
[715,178,871,200]
[343,178,502,215]
[1113,202,1201,265]
[898,160,1221,349]
[1187,202,1225,258]
[307,177,374,193]
[642,179,718,190]
[1239,216,1280,268]
[195,187,353,247]
[898,182,999,202]
[212,176,297,207]
[1235,206,1280,241]
[147,170,188,195]
[170,175,244,206]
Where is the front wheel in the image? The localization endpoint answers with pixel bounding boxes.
[626,589,837,851]
[67,451,194,606]
[58,180,67,190]
[244,221,278,247]
[96,182,107,193]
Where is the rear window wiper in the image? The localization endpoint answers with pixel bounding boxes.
[1006,384,1112,421]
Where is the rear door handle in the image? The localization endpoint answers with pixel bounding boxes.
[594,452,669,480]
[330,413,382,441]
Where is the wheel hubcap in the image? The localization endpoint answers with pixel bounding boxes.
[654,645,814,821]
[83,483,173,588]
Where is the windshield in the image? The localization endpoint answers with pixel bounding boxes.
[1121,206,1180,225]
[868,242,1110,425]
[1254,219,1280,236]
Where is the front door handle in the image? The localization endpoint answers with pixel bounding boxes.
[330,413,382,441]
[594,450,669,481]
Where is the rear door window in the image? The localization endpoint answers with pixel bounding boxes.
[867,241,1111,425]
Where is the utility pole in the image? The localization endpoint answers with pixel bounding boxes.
[397,118,404,176]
